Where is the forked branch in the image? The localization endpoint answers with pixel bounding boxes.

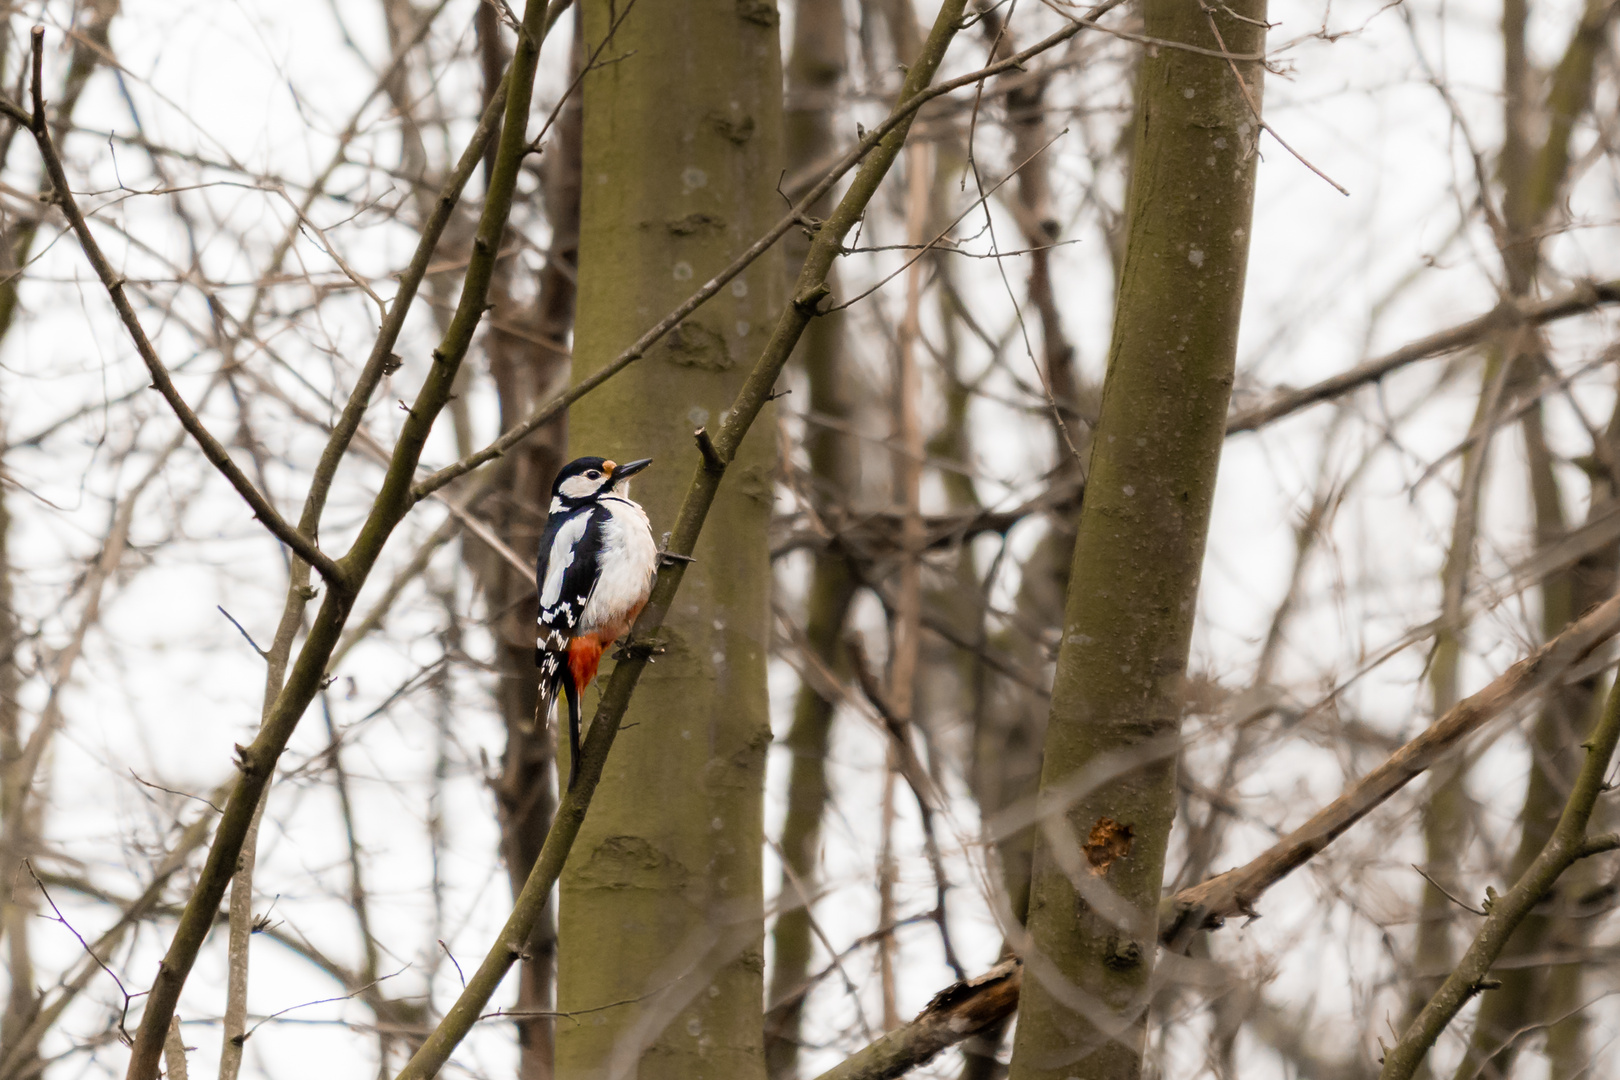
[391,0,982,1072]
[799,588,1620,1080]
[1226,278,1620,434]
[1162,587,1620,941]
[0,29,345,588]
[409,0,1129,502]
[105,0,575,1074]
[1380,669,1620,1078]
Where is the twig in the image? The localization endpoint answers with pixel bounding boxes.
[1410,863,1487,916]
[847,635,941,814]
[390,4,979,1074]
[1225,278,1620,433]
[217,606,268,659]
[117,1,577,1075]
[694,426,726,474]
[270,184,388,316]
[1161,587,1620,943]
[25,862,139,1047]
[438,941,466,988]
[318,691,383,1005]
[1381,677,1620,1078]
[408,0,1132,502]
[822,128,1068,313]
[0,796,225,1078]
[766,912,939,1020]
[524,0,638,159]
[770,474,1084,559]
[803,639,1620,1080]
[841,236,1082,257]
[127,771,224,814]
[291,49,514,544]
[765,837,878,1042]
[846,635,965,979]
[237,967,407,1045]
[4,29,344,587]
[1200,1,1349,195]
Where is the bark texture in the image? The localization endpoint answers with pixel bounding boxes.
[1005,2,1266,1077]
[555,2,783,1078]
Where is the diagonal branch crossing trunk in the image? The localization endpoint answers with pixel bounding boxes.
[1005,2,1268,1077]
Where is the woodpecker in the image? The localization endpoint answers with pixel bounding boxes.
[536,455,657,788]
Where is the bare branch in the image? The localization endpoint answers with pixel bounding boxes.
[118,0,576,1073]
[409,0,1130,501]
[8,28,345,587]
[808,960,1023,1080]
[1381,671,1620,1078]
[1162,587,1620,943]
[1226,278,1620,434]
[391,2,981,1072]
[772,475,1084,559]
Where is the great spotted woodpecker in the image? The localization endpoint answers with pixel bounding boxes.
[536,455,657,788]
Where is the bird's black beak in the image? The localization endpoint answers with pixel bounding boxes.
[610,458,652,485]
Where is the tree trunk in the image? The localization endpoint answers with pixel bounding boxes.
[765,0,856,1071]
[1004,1,1266,1077]
[555,2,783,1078]
[1403,353,1504,1057]
[0,443,31,1078]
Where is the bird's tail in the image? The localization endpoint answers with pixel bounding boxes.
[560,674,582,790]
[536,648,580,789]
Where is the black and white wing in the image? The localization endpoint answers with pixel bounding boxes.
[534,505,606,686]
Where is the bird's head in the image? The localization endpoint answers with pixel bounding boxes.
[550,456,652,506]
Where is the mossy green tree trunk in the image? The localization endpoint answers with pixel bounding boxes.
[1005,3,1266,1078]
[555,3,783,1079]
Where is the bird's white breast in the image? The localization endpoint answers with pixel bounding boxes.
[580,496,657,632]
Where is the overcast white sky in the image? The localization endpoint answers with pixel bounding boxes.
[5,0,1619,1076]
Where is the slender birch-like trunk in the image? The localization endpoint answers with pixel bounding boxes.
[765,0,857,1070]
[1005,2,1267,1076]
[555,3,784,1078]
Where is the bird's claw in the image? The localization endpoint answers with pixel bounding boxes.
[614,636,667,662]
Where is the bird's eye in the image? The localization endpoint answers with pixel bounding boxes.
[586,470,601,480]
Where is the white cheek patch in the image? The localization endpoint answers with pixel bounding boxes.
[559,475,601,500]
